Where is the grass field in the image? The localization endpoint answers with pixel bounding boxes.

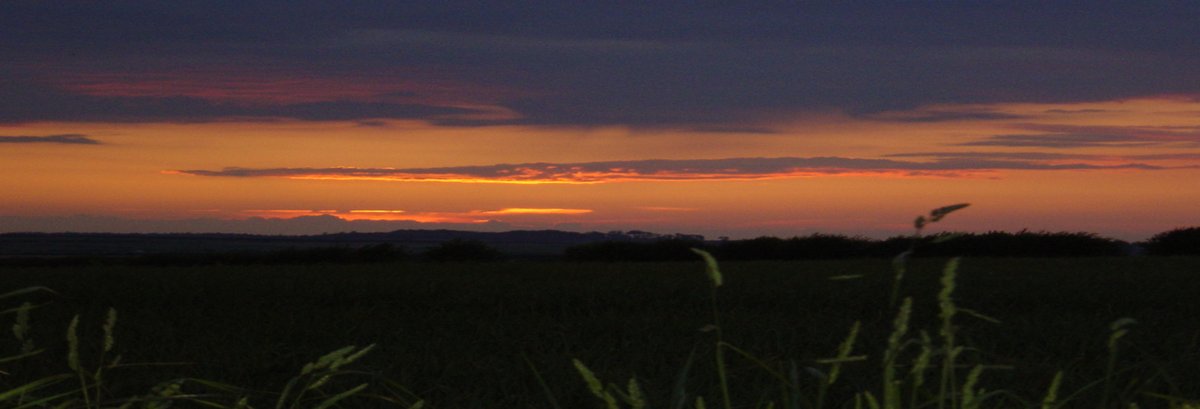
[3,257,1200,408]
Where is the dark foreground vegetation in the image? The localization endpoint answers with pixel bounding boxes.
[4,227,1199,267]
[563,229,1189,261]
[4,257,1200,408]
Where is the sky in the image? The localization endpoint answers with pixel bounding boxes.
[2,2,1198,240]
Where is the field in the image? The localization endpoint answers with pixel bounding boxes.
[3,257,1200,408]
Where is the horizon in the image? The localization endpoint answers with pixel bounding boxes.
[3,3,1198,240]
[0,212,1187,243]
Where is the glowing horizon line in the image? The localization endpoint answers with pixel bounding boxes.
[257,169,977,184]
[236,207,596,222]
[482,208,593,215]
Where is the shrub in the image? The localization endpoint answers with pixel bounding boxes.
[1142,227,1200,256]
[918,231,1127,257]
[715,234,874,260]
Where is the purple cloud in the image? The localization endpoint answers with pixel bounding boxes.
[0,134,100,144]
[3,3,1199,126]
[959,133,1158,148]
[171,156,1162,184]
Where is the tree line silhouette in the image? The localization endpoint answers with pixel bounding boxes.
[2,227,1197,266]
[564,229,1200,261]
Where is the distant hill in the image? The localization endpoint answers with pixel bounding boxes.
[0,229,703,260]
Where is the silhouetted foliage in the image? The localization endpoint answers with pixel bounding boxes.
[1142,227,1200,256]
[423,239,505,262]
[914,231,1127,257]
[564,231,1130,261]
[715,234,874,260]
[564,238,705,262]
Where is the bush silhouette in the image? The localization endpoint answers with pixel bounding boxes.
[564,238,704,261]
[916,231,1126,257]
[562,230,1134,261]
[1142,227,1200,256]
[423,239,505,262]
[715,234,873,260]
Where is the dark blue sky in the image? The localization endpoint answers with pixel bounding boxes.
[3,1,1198,127]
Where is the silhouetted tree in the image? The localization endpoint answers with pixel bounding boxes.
[784,234,874,259]
[716,236,786,260]
[1143,227,1200,256]
[903,231,1126,257]
[714,234,875,260]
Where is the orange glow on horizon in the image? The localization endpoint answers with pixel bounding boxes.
[211,169,987,184]
[3,95,1198,240]
[482,208,593,215]
[235,207,595,223]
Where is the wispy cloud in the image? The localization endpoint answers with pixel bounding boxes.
[863,110,1026,123]
[886,151,1095,161]
[242,208,592,223]
[1043,108,1115,114]
[0,134,100,144]
[961,124,1200,148]
[480,208,592,215]
[637,206,700,212]
[5,3,1200,127]
[0,214,517,235]
[959,133,1158,148]
[170,156,1161,185]
[889,150,1200,164]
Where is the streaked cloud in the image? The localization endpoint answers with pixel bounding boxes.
[242,208,592,224]
[480,208,592,215]
[886,151,1095,161]
[0,81,489,123]
[0,214,515,235]
[889,151,1200,163]
[959,133,1159,148]
[170,156,1161,185]
[863,110,1026,123]
[4,4,1199,126]
[957,123,1200,148]
[637,206,700,212]
[1019,124,1200,142]
[0,134,100,144]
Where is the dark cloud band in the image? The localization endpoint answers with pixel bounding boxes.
[3,3,1199,126]
[0,134,100,144]
[960,124,1200,148]
[171,156,1161,184]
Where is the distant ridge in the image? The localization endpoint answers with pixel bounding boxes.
[0,229,705,258]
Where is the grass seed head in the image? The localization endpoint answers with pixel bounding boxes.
[1041,371,1064,409]
[691,248,723,288]
[929,203,970,222]
[12,301,33,354]
[66,314,81,372]
[103,308,117,353]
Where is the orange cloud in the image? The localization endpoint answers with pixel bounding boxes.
[236,207,593,223]
[637,207,700,212]
[481,208,593,215]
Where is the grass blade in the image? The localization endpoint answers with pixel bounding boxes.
[522,354,563,409]
[312,383,369,409]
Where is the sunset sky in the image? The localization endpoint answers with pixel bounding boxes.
[2,2,1198,240]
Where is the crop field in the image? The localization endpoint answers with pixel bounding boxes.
[3,256,1200,408]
